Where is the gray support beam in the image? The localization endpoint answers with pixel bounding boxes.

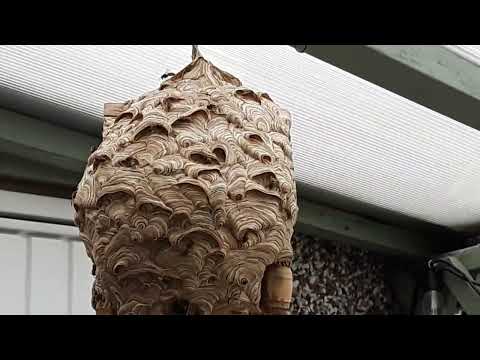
[0,107,96,197]
[368,45,480,102]
[0,108,98,174]
[296,45,480,132]
[0,84,102,136]
[296,197,463,258]
[296,182,452,237]
[0,153,82,200]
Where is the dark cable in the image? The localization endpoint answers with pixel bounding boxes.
[429,259,480,286]
[431,261,478,286]
[439,267,480,297]
[429,259,480,297]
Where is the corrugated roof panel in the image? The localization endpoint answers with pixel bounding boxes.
[0,45,479,228]
[446,45,480,66]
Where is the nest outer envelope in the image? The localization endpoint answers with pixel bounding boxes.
[73,55,298,315]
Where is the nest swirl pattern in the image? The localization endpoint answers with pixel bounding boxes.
[73,54,298,315]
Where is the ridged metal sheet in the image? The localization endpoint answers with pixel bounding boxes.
[446,45,480,66]
[0,45,479,228]
[0,217,93,314]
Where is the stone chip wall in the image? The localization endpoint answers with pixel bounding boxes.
[290,232,393,315]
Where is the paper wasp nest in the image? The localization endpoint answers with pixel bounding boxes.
[73,51,298,314]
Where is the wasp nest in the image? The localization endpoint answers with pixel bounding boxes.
[73,51,298,315]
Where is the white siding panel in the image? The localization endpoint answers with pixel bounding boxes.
[30,237,69,314]
[72,241,94,315]
[0,233,27,314]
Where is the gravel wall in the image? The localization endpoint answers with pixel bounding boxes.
[290,232,394,315]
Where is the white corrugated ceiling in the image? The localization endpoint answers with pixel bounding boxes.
[0,45,479,229]
[445,45,480,66]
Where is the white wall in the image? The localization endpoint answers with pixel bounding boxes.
[0,217,94,315]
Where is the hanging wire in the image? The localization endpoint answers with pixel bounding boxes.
[192,45,202,60]
[428,259,480,296]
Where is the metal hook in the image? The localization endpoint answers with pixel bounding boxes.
[293,45,308,53]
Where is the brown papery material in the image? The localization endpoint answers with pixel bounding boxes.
[73,52,298,315]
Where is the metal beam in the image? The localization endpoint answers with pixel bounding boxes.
[295,182,453,238]
[0,153,81,189]
[0,84,102,136]
[0,107,98,174]
[369,45,480,102]
[368,45,480,102]
[295,45,480,132]
[0,107,95,196]
[296,197,463,258]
